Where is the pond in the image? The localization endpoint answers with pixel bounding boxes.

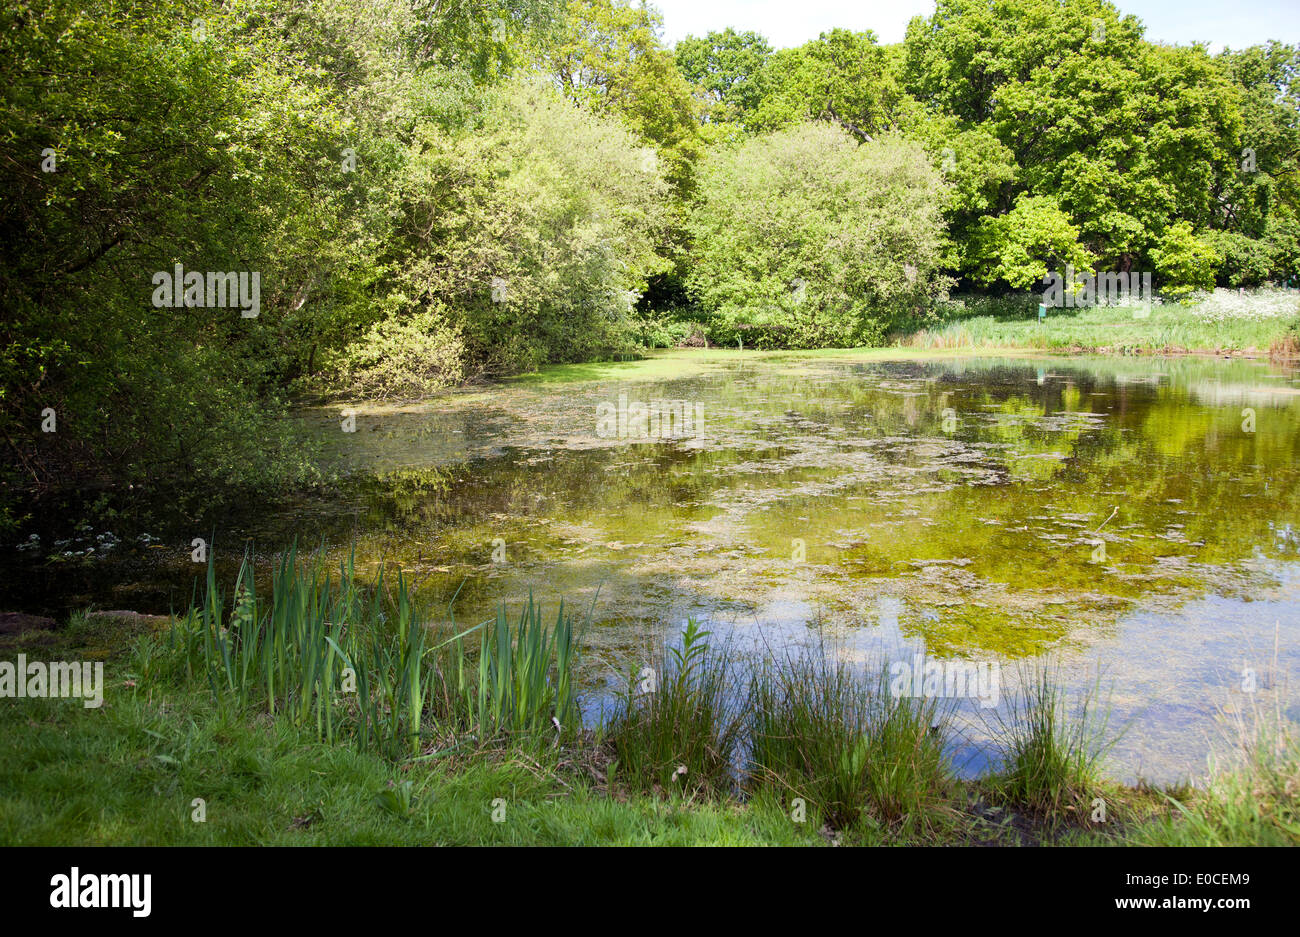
[15,350,1300,785]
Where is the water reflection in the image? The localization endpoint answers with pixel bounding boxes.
[13,353,1300,783]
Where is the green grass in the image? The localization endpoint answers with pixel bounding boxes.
[0,687,823,846]
[1127,692,1300,846]
[748,651,952,832]
[2,556,1297,846]
[985,662,1116,822]
[904,289,1300,354]
[153,548,583,759]
[603,618,745,797]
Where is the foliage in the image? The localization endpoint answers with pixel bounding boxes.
[900,0,1250,281]
[383,79,670,376]
[605,618,744,796]
[324,305,466,400]
[1151,222,1219,299]
[536,0,702,195]
[687,123,951,347]
[749,29,909,139]
[1201,230,1276,288]
[968,195,1095,288]
[673,28,772,127]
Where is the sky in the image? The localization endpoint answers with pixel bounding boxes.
[650,0,1300,53]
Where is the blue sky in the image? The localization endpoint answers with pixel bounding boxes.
[651,0,1300,52]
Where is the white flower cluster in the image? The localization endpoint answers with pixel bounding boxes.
[1186,288,1300,323]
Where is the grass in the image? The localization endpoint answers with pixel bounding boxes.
[154,547,583,760]
[603,618,745,797]
[0,687,821,846]
[1,551,1296,845]
[448,592,580,741]
[748,651,952,832]
[902,288,1300,355]
[1128,643,1300,846]
[984,662,1116,822]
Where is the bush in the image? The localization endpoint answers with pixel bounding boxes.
[687,122,951,348]
[325,304,466,400]
[1151,222,1218,300]
[967,194,1094,289]
[387,78,671,377]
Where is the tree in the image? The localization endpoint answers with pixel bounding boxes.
[750,29,907,139]
[968,195,1094,288]
[536,0,701,190]
[673,28,772,126]
[687,123,951,348]
[901,0,1243,274]
[1151,222,1218,299]
[370,79,670,377]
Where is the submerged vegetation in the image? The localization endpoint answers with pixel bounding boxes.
[2,548,1295,846]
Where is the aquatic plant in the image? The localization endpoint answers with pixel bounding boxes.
[604,618,744,796]
[748,650,951,830]
[986,661,1115,819]
[156,548,582,759]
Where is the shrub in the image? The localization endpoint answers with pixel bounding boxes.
[967,194,1094,289]
[326,304,466,399]
[388,78,671,376]
[1151,222,1218,300]
[1201,230,1275,287]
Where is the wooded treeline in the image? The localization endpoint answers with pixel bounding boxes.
[1,0,1296,527]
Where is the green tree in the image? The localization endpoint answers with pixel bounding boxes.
[673,28,772,126]
[902,0,1242,274]
[1151,222,1218,299]
[968,195,1094,288]
[687,123,950,348]
[369,79,670,377]
[751,29,907,139]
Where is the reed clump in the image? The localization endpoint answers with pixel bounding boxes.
[985,662,1114,820]
[748,651,951,831]
[603,618,744,797]
[153,547,580,760]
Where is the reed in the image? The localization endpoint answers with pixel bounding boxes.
[748,650,951,830]
[157,548,585,759]
[439,593,580,741]
[986,662,1114,818]
[605,618,744,796]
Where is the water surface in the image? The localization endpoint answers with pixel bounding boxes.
[19,351,1300,784]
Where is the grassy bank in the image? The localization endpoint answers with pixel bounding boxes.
[1,553,1296,846]
[902,289,1300,355]
[506,290,1300,390]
